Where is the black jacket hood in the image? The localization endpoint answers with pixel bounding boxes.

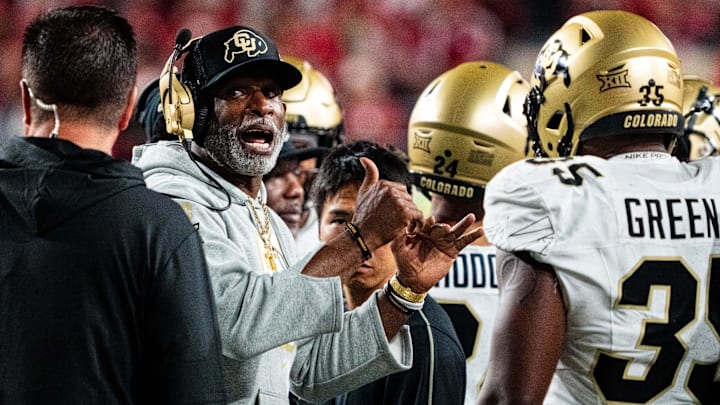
[0,136,145,235]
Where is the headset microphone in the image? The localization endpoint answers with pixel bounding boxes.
[160,28,196,151]
[175,28,192,51]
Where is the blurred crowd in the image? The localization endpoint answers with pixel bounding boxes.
[1,0,719,152]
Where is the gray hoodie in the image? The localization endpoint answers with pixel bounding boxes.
[132,141,411,404]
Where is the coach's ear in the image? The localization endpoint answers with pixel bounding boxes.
[20,79,32,134]
[119,86,138,132]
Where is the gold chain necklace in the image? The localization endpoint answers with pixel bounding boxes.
[248,196,278,271]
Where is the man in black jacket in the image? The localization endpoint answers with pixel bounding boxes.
[0,6,226,404]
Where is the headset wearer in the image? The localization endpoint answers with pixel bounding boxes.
[159,26,301,152]
[158,26,302,212]
[679,75,720,160]
[282,56,344,149]
[407,61,529,200]
[524,10,684,157]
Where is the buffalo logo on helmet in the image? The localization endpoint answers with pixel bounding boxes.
[597,67,630,92]
[224,29,268,63]
[535,39,571,90]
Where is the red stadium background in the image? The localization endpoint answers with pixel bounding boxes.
[1,0,718,156]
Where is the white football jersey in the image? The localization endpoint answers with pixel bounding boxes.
[483,153,720,404]
[431,243,498,405]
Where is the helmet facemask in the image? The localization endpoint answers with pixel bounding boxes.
[680,76,720,160]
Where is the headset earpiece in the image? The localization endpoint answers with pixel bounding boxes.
[192,101,210,145]
[159,65,195,142]
[160,29,197,145]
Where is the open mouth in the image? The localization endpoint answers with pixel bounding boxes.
[240,129,274,155]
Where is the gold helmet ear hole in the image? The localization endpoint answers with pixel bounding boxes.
[580,28,592,45]
[503,97,511,115]
[547,111,564,131]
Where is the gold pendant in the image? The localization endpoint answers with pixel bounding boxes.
[249,197,279,272]
[265,247,277,271]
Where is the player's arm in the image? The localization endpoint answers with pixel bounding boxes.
[476,249,566,405]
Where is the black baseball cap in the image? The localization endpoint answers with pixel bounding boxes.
[185,26,302,93]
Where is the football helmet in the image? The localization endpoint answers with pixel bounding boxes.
[681,75,720,160]
[282,57,344,149]
[525,10,684,157]
[407,61,529,199]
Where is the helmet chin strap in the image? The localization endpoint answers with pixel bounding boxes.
[22,79,60,138]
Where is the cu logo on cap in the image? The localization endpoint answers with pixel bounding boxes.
[224,29,268,63]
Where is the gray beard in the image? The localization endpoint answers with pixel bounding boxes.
[203,119,285,177]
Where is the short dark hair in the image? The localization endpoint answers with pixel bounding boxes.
[310,140,412,216]
[22,6,137,128]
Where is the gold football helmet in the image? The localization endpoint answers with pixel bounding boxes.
[525,10,684,157]
[282,56,344,148]
[681,75,720,160]
[407,61,529,199]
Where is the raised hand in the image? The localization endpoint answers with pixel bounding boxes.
[351,157,423,250]
[391,214,483,294]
